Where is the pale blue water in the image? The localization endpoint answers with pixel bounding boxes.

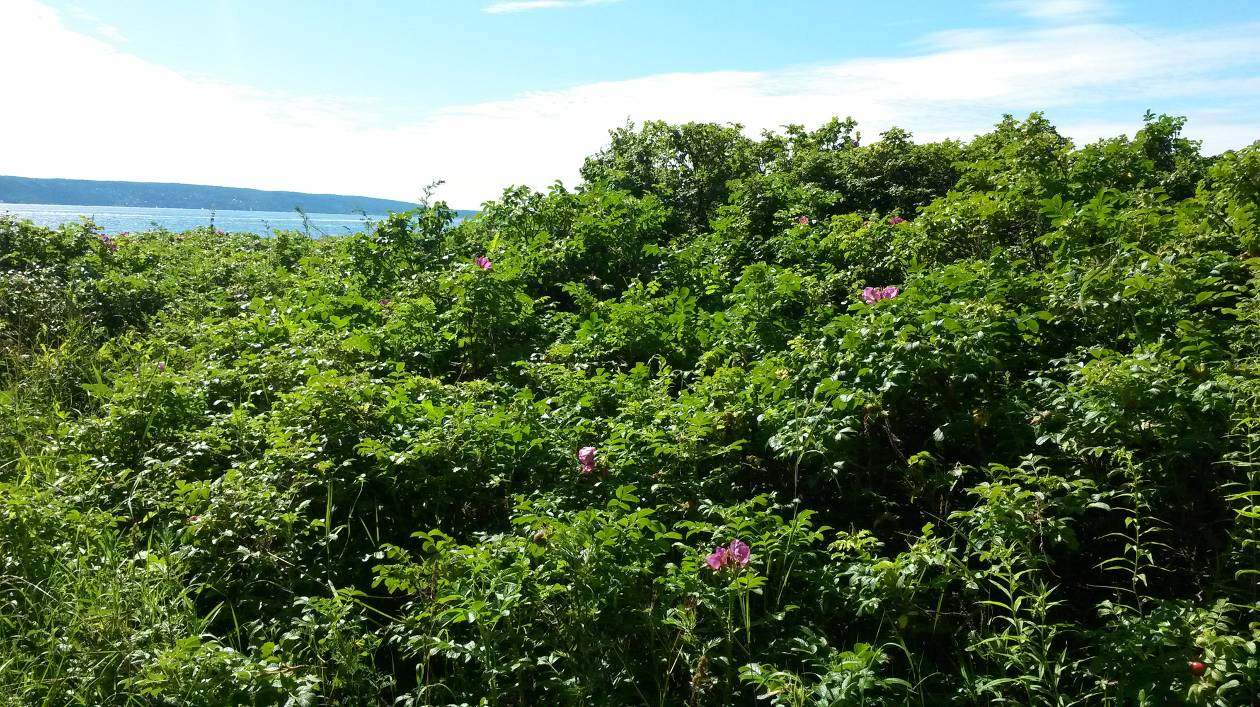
[0,202,386,237]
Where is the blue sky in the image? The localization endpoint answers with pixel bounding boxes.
[2,0,1259,206]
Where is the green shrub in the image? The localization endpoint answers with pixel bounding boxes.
[2,113,1258,705]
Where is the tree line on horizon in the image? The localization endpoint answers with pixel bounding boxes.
[0,174,422,215]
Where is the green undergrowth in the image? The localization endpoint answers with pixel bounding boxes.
[2,113,1258,705]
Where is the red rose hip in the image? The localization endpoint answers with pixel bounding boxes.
[1188,660,1207,676]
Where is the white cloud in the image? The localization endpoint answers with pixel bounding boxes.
[996,0,1115,22]
[483,0,622,14]
[0,0,1256,209]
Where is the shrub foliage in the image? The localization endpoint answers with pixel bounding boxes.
[2,113,1258,705]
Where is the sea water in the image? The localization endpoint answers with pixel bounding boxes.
[0,202,391,237]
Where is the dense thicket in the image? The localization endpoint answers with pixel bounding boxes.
[2,113,1258,706]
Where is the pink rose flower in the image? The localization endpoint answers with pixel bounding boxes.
[577,446,597,474]
[704,539,752,571]
[862,286,901,305]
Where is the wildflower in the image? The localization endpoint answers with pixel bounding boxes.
[797,215,811,225]
[475,255,492,271]
[577,446,597,474]
[888,216,906,226]
[380,297,392,307]
[156,361,166,373]
[862,286,901,304]
[98,233,119,252]
[704,539,752,571]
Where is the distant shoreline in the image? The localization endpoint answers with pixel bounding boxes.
[0,175,429,215]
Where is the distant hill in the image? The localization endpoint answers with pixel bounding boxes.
[0,175,424,214]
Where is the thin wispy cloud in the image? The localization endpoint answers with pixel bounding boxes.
[483,0,622,14]
[996,0,1115,22]
[1,0,1255,208]
[66,4,127,43]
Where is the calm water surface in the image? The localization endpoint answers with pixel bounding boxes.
[0,202,389,236]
